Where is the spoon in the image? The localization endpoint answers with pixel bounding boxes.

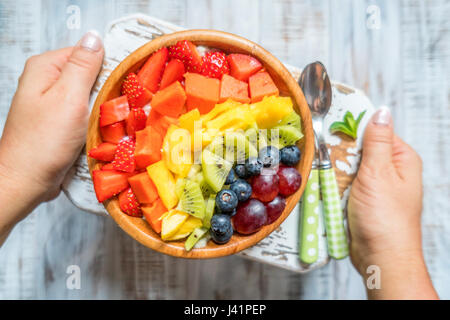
[298,62,349,260]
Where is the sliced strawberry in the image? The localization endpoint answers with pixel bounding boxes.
[160,59,185,89]
[137,47,168,93]
[126,108,147,137]
[92,170,129,202]
[227,53,263,81]
[99,95,130,127]
[118,187,142,217]
[88,143,117,162]
[201,51,229,79]
[112,137,136,173]
[121,73,153,108]
[100,121,126,144]
[168,40,203,73]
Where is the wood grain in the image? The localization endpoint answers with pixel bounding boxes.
[87,29,314,258]
[0,0,448,299]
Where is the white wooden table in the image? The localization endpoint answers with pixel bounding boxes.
[0,0,449,299]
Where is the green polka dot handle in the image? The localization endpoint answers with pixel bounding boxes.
[320,168,349,260]
[299,168,320,264]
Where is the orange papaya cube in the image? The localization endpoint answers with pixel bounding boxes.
[128,172,159,204]
[142,198,167,233]
[134,126,162,169]
[248,71,279,102]
[184,73,220,114]
[151,81,186,118]
[219,74,250,103]
[146,109,179,138]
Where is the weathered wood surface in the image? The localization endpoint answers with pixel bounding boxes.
[0,0,449,299]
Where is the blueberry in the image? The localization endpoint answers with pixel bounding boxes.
[225,168,236,185]
[234,164,250,179]
[210,214,233,244]
[245,157,262,176]
[280,145,301,166]
[230,179,252,202]
[216,189,238,213]
[258,146,280,168]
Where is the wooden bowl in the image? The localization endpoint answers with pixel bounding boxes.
[87,30,314,258]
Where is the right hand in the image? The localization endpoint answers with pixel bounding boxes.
[348,107,424,274]
[347,107,438,299]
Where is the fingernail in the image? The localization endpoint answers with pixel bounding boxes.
[372,106,391,126]
[80,30,102,52]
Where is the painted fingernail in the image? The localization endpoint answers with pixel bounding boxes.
[80,30,102,52]
[372,106,391,126]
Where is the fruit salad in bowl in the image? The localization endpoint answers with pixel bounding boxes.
[87,30,314,258]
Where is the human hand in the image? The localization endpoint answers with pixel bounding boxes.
[0,31,104,225]
[347,107,437,299]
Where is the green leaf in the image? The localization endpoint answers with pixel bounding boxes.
[343,111,356,132]
[329,122,356,139]
[329,110,367,140]
[355,110,367,127]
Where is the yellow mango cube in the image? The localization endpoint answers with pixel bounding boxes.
[147,161,178,209]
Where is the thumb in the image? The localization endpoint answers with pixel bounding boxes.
[361,106,394,168]
[54,30,104,100]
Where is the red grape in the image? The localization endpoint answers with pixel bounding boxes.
[232,199,267,234]
[265,196,286,225]
[251,173,279,202]
[277,166,302,196]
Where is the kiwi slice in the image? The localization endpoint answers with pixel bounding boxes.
[193,171,214,198]
[187,164,202,179]
[175,178,186,199]
[203,194,216,228]
[269,125,303,148]
[177,180,205,219]
[277,111,301,130]
[201,149,233,193]
[245,127,268,152]
[223,132,258,164]
[185,227,209,251]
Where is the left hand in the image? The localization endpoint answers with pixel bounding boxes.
[0,31,104,223]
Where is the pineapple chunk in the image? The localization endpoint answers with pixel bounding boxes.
[162,125,192,178]
[200,99,240,124]
[161,210,190,240]
[206,105,254,131]
[179,109,201,134]
[250,95,293,129]
[164,215,203,241]
[147,161,178,209]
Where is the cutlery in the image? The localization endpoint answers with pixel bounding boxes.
[299,145,320,264]
[298,62,349,260]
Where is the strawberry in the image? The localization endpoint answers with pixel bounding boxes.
[118,187,142,217]
[160,59,185,89]
[88,143,117,162]
[92,170,129,202]
[121,73,153,108]
[126,108,147,137]
[201,51,229,79]
[138,47,168,93]
[112,137,136,173]
[168,40,203,73]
